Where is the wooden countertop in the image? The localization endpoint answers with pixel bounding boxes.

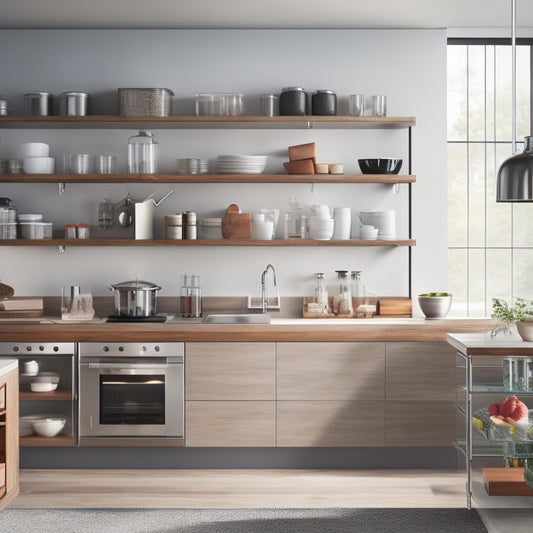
[0,318,497,343]
[447,332,533,355]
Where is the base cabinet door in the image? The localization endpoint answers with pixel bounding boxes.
[385,342,456,447]
[277,400,385,447]
[186,401,276,447]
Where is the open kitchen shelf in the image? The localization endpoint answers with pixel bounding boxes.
[20,435,74,447]
[19,390,72,401]
[0,173,416,184]
[0,238,416,247]
[0,115,416,130]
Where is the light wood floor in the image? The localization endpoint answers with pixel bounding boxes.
[10,469,467,508]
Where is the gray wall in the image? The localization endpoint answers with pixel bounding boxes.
[0,29,447,308]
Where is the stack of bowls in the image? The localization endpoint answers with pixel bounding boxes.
[332,207,351,240]
[251,214,274,240]
[309,205,334,240]
[359,210,396,240]
[359,224,379,240]
[216,155,267,174]
[20,142,54,174]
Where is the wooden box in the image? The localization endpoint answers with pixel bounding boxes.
[482,467,533,496]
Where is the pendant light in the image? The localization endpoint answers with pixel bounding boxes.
[496,0,533,202]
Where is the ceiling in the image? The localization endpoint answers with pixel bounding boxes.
[2,0,533,30]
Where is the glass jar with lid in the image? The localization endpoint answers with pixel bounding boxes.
[127,130,158,174]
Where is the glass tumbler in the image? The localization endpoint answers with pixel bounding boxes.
[349,94,365,116]
[372,95,387,117]
[95,155,118,174]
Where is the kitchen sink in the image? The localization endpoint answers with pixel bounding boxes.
[202,313,271,324]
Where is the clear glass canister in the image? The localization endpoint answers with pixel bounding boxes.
[198,218,222,239]
[127,130,158,173]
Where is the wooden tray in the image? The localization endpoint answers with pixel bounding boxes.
[482,467,533,496]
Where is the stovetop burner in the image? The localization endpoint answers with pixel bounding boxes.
[106,315,167,323]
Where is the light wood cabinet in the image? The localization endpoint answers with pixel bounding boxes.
[277,342,385,400]
[277,401,385,447]
[186,342,275,400]
[185,343,276,446]
[0,362,19,510]
[186,401,276,447]
[385,342,456,447]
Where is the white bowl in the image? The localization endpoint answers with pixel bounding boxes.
[18,214,43,222]
[19,142,49,158]
[23,156,55,174]
[32,418,66,437]
[31,382,58,392]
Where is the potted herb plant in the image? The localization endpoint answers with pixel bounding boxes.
[491,297,533,341]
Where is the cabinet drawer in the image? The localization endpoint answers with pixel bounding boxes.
[386,400,456,447]
[277,400,385,447]
[386,342,456,401]
[186,401,276,447]
[186,343,275,400]
[277,342,385,401]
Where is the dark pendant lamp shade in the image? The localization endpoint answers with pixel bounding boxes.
[496,136,533,202]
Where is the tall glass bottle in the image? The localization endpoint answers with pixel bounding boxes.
[314,272,329,315]
[335,270,353,315]
[350,271,365,298]
[190,275,202,318]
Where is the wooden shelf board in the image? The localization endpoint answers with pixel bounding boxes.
[0,173,416,184]
[0,115,416,130]
[0,239,416,247]
[19,390,72,401]
[20,435,74,447]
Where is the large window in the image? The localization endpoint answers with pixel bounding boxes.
[447,39,532,317]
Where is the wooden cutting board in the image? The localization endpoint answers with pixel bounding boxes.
[221,204,252,239]
[482,467,533,496]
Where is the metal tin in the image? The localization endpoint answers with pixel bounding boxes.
[58,91,90,116]
[312,90,337,116]
[24,92,53,116]
[184,211,197,240]
[279,87,308,116]
[0,99,9,116]
[259,94,279,117]
[118,88,174,117]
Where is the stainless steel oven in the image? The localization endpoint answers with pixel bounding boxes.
[78,342,184,441]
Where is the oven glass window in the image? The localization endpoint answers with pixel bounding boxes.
[99,374,165,425]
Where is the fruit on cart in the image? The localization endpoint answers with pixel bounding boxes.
[489,395,529,424]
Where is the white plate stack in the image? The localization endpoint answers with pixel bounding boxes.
[359,225,379,240]
[309,205,334,240]
[332,207,351,240]
[216,155,267,174]
[359,210,396,240]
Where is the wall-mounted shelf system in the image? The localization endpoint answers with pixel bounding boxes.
[0,115,416,130]
[0,238,416,247]
[0,173,415,185]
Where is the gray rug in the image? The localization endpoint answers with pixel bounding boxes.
[0,508,487,533]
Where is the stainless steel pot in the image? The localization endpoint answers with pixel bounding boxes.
[109,280,161,317]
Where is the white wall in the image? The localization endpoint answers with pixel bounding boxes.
[0,29,447,303]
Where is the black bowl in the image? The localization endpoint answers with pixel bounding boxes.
[358,158,402,174]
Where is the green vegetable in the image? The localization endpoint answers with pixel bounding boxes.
[491,297,533,325]
[418,292,450,297]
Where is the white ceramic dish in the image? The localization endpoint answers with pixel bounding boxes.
[23,156,55,174]
[19,142,49,158]
[32,417,66,437]
[30,382,58,392]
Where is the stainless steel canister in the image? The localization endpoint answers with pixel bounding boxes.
[0,99,9,116]
[58,92,90,116]
[184,211,197,240]
[24,92,53,116]
[312,90,337,116]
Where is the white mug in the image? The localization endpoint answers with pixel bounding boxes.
[24,360,39,375]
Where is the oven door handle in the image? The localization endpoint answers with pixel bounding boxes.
[86,363,171,370]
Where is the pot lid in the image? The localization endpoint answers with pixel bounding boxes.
[111,280,161,291]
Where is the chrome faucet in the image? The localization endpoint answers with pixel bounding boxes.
[261,264,277,314]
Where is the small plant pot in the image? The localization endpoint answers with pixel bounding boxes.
[417,295,452,319]
[516,320,533,341]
